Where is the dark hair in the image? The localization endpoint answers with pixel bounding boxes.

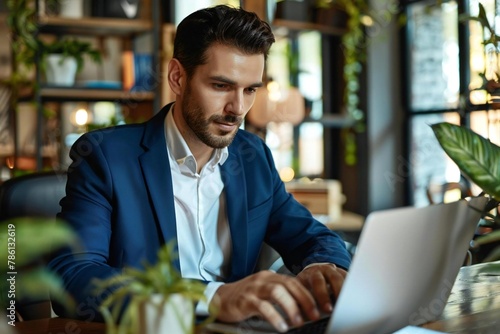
[173,5,275,77]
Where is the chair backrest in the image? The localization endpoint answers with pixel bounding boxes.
[0,171,67,221]
[426,178,473,205]
[0,171,67,321]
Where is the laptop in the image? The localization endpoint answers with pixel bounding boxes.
[205,196,488,334]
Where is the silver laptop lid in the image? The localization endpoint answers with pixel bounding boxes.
[329,196,488,334]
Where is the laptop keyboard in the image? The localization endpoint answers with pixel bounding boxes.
[286,316,330,334]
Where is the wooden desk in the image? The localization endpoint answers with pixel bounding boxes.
[13,317,106,334]
[13,261,500,334]
[314,211,365,232]
[420,260,500,333]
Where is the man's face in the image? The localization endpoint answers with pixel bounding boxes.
[178,44,265,149]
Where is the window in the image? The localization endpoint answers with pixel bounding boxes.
[404,0,500,206]
[265,31,325,179]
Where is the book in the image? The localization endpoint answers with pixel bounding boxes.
[133,53,154,92]
[122,51,154,92]
[122,51,135,91]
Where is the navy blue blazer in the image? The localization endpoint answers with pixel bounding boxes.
[48,104,351,320]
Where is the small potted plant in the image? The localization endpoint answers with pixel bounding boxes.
[94,241,211,334]
[40,38,101,86]
[431,122,500,262]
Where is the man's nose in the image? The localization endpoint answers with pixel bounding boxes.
[226,91,246,116]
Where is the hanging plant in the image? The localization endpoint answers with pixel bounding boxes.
[313,1,398,165]
[315,0,373,132]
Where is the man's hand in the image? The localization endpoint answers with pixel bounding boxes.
[296,263,347,313]
[210,270,321,333]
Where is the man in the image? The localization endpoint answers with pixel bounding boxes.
[48,5,351,333]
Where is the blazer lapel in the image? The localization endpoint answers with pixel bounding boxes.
[138,104,180,270]
[222,150,250,281]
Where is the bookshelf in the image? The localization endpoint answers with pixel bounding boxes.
[13,0,162,172]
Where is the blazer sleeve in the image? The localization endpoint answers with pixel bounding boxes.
[47,132,121,322]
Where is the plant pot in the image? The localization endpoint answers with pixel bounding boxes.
[138,294,194,334]
[0,316,15,334]
[44,54,78,86]
[59,0,84,18]
[314,6,348,28]
[274,0,313,22]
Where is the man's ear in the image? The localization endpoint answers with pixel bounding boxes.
[167,58,184,96]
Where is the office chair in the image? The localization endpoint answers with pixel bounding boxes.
[0,171,67,321]
[426,175,473,205]
[0,171,67,221]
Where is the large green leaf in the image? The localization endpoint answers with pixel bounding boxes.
[431,122,500,201]
[0,218,79,269]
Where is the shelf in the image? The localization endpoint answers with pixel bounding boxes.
[272,19,347,36]
[37,15,153,36]
[303,114,356,128]
[39,87,155,102]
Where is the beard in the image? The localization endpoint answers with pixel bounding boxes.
[181,84,243,149]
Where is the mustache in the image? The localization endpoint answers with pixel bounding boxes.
[211,115,243,124]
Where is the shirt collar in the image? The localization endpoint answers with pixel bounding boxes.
[164,105,229,173]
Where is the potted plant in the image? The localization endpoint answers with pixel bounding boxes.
[94,241,211,334]
[40,38,101,86]
[0,218,77,329]
[431,122,500,262]
[4,0,102,91]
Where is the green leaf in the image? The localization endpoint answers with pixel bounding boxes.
[472,230,500,248]
[16,268,74,309]
[0,218,79,268]
[94,240,209,334]
[430,122,500,201]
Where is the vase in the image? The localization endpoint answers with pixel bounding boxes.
[314,6,348,28]
[138,294,194,334]
[44,55,78,86]
[0,317,15,334]
[274,0,313,22]
[59,0,84,18]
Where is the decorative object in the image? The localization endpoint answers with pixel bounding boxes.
[94,241,210,334]
[40,38,101,86]
[247,80,305,128]
[59,0,84,18]
[431,122,500,262]
[4,0,101,88]
[138,293,194,334]
[3,0,101,149]
[92,0,141,19]
[3,0,59,116]
[274,0,313,22]
[44,54,78,86]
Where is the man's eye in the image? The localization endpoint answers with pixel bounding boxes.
[246,87,257,94]
[213,83,228,90]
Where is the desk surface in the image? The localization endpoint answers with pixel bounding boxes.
[421,260,500,333]
[12,261,500,334]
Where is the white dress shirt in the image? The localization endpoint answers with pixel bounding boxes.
[164,107,231,313]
